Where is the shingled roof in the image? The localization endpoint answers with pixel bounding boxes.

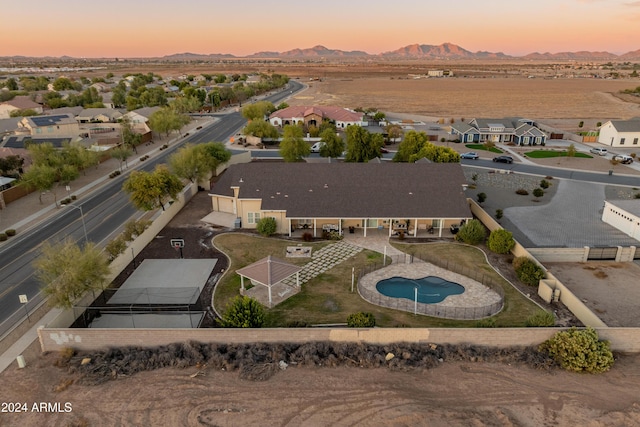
[211,162,471,219]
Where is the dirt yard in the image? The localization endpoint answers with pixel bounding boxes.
[293,77,640,123]
[1,349,640,427]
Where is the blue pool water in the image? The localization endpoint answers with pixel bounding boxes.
[376,276,464,304]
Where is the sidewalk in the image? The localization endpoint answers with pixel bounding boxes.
[0,116,215,373]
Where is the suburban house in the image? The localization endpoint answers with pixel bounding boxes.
[602,200,640,241]
[208,162,472,238]
[0,96,44,119]
[269,106,366,129]
[451,118,547,145]
[18,114,80,138]
[75,108,123,123]
[123,106,161,125]
[597,119,640,147]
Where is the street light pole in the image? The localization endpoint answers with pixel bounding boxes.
[62,204,88,244]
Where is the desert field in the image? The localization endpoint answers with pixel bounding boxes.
[292,77,640,125]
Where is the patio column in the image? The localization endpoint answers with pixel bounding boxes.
[438,219,443,237]
[288,218,291,237]
[268,286,272,308]
[313,219,317,238]
[388,219,393,237]
[240,276,245,292]
[363,219,367,237]
[414,218,418,237]
[296,272,300,288]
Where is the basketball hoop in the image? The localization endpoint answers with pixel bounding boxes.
[170,238,185,259]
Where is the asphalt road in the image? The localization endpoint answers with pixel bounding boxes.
[0,81,302,337]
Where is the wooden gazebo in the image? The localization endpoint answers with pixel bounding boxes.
[236,255,301,307]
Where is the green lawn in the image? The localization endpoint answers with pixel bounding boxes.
[214,234,542,327]
[465,144,503,153]
[525,150,592,159]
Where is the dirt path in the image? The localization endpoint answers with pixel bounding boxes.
[1,351,639,426]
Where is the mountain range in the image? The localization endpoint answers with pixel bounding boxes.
[158,43,640,61]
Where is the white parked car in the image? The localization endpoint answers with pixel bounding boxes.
[612,154,633,164]
[590,147,608,156]
[310,142,325,153]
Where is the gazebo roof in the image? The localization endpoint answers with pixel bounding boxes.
[236,255,301,286]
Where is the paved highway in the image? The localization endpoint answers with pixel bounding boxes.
[0,81,302,337]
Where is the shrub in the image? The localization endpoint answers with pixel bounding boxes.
[476,192,486,203]
[455,219,486,245]
[525,310,555,327]
[0,233,6,242]
[5,229,16,237]
[302,232,313,242]
[256,217,277,237]
[471,173,478,182]
[540,179,550,189]
[105,236,127,262]
[515,188,529,195]
[222,296,265,328]
[635,193,640,199]
[533,187,544,198]
[512,256,545,286]
[347,312,376,327]
[476,317,496,328]
[495,209,503,221]
[545,176,553,180]
[71,195,77,200]
[123,219,152,241]
[539,327,614,373]
[631,153,637,159]
[487,229,515,254]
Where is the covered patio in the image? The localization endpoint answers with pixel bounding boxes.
[237,255,302,307]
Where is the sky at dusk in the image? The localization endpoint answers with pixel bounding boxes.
[2,0,639,58]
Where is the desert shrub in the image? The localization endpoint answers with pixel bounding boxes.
[302,232,313,242]
[533,187,544,198]
[545,176,553,180]
[5,229,16,237]
[222,296,265,328]
[539,327,614,373]
[54,347,76,367]
[455,219,486,245]
[515,188,529,195]
[495,209,503,221]
[513,256,545,286]
[105,236,127,262]
[328,231,343,241]
[477,192,486,203]
[471,173,478,182]
[525,311,555,327]
[540,179,550,189]
[631,153,637,159]
[256,217,277,237]
[123,219,152,241]
[487,229,515,254]
[71,195,77,200]
[476,317,497,328]
[635,193,640,199]
[347,312,376,327]
[0,233,7,242]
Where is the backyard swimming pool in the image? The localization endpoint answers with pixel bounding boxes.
[376,276,465,304]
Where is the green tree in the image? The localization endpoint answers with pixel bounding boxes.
[276,102,289,110]
[111,146,133,171]
[279,125,309,162]
[123,165,184,211]
[34,238,110,309]
[540,327,614,373]
[148,107,191,137]
[169,142,231,183]
[566,143,576,159]
[20,164,57,204]
[52,77,76,91]
[319,128,345,158]
[112,85,127,108]
[256,217,277,236]
[4,77,18,91]
[170,95,201,114]
[344,126,383,162]
[487,229,515,254]
[241,101,275,121]
[393,130,428,162]
[384,123,403,143]
[455,219,486,245]
[9,109,38,117]
[410,143,460,163]
[120,115,142,154]
[0,155,24,176]
[243,120,279,139]
[222,296,265,328]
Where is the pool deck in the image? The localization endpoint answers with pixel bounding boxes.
[359,262,502,311]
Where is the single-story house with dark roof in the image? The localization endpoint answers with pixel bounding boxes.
[597,119,640,148]
[209,162,472,238]
[451,118,546,146]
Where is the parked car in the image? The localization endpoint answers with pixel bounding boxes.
[492,155,513,164]
[590,147,608,156]
[613,154,633,164]
[460,152,479,160]
[310,142,325,153]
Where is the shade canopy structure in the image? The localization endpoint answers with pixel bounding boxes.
[108,259,217,305]
[236,255,301,307]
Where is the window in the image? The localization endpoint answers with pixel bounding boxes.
[634,138,638,145]
[620,138,625,145]
[247,212,261,224]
